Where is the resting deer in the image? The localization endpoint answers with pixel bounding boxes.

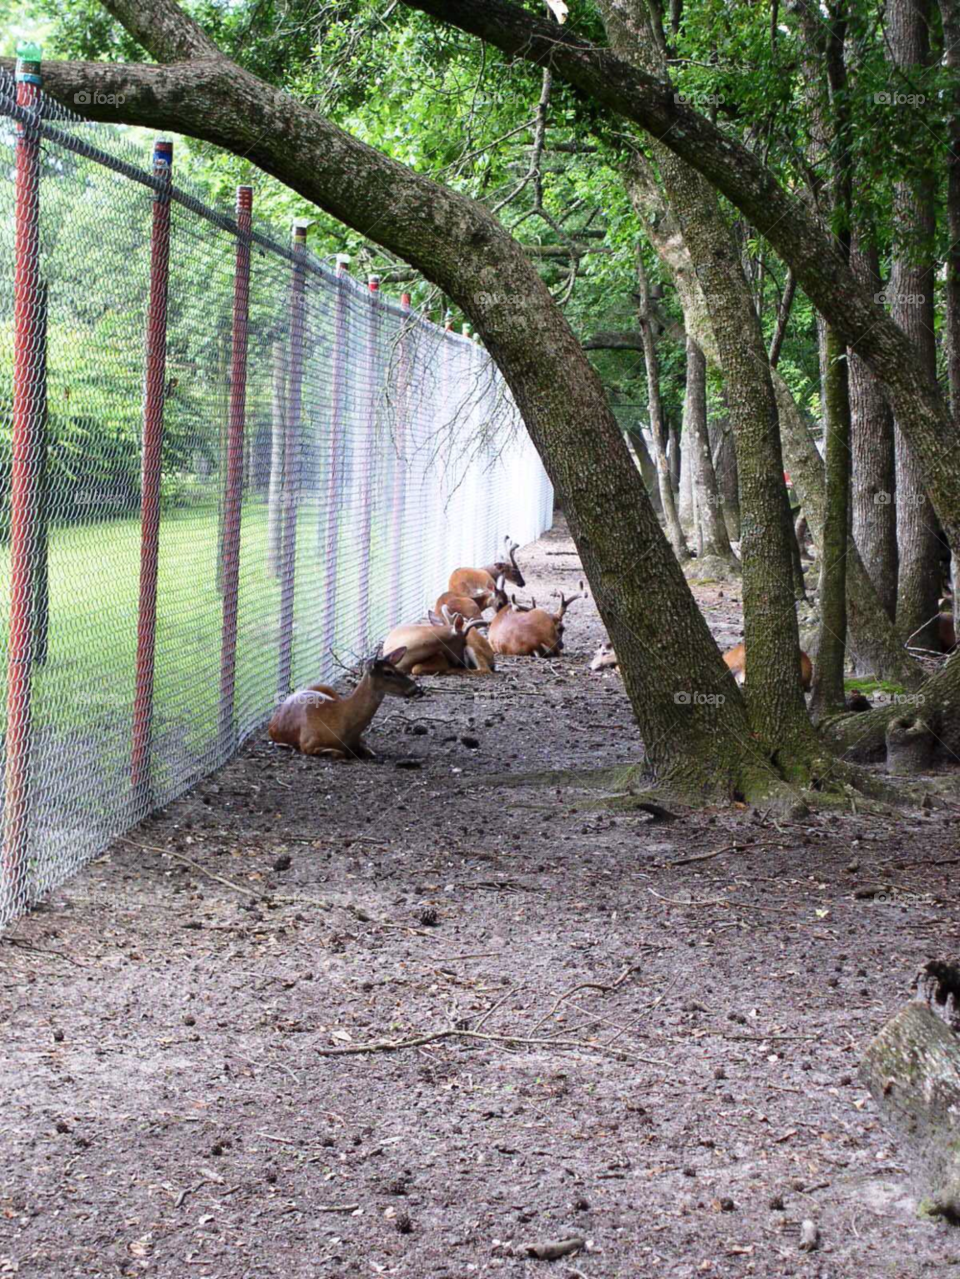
[722,641,813,692]
[489,578,587,656]
[590,640,619,672]
[268,647,421,759]
[381,609,487,675]
[465,625,497,673]
[448,536,525,605]
[433,590,484,621]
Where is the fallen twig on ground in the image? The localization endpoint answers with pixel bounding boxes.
[315,1024,663,1065]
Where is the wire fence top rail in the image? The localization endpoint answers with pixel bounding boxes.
[0,61,553,932]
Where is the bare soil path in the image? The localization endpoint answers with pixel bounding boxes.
[2,518,959,1278]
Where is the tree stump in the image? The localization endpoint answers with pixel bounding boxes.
[885,712,936,775]
[860,961,960,1221]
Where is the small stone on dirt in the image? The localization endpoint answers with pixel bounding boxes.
[272,854,292,872]
[396,758,423,770]
[418,907,439,927]
[461,735,480,749]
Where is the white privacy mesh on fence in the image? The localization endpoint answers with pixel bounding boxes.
[0,61,554,931]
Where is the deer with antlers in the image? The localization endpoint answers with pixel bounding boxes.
[447,536,525,609]
[488,577,587,657]
[380,608,489,675]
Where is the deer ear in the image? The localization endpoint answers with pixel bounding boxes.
[497,574,505,590]
[384,646,406,666]
[427,609,443,626]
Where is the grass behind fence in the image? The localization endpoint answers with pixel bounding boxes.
[0,501,387,762]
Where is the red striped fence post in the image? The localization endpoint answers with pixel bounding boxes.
[356,273,381,649]
[218,184,253,749]
[387,291,411,623]
[321,253,350,653]
[277,221,307,698]
[3,44,45,905]
[131,138,173,804]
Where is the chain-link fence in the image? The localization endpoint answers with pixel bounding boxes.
[0,61,554,931]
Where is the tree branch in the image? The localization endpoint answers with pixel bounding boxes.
[398,0,960,549]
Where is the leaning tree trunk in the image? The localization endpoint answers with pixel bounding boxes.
[860,962,960,1221]
[849,228,897,619]
[678,410,695,531]
[887,0,943,653]
[50,0,772,802]
[619,129,818,766]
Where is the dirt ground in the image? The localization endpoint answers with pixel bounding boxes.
[2,518,960,1279]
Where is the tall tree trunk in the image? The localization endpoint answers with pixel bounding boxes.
[678,423,694,530]
[809,325,851,718]
[683,337,735,564]
[939,0,960,644]
[617,125,816,761]
[711,417,741,542]
[637,253,689,560]
[887,0,942,651]
[849,228,897,619]
[626,424,663,515]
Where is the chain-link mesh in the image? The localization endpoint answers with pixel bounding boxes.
[0,74,554,931]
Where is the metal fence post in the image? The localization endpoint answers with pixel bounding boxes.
[218,184,253,749]
[321,253,350,653]
[387,291,411,623]
[277,221,307,699]
[131,138,173,805]
[3,44,44,909]
[356,273,381,649]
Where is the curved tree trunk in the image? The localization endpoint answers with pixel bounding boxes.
[40,0,774,802]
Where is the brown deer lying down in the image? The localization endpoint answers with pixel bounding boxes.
[381,609,488,675]
[722,642,813,692]
[489,579,587,656]
[268,648,421,759]
[448,536,525,607]
[433,590,484,621]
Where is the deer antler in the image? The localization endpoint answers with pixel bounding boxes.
[555,580,587,619]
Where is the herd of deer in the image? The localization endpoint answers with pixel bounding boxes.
[268,537,588,761]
